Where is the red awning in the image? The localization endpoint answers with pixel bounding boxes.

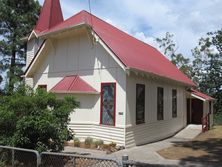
[50,75,98,94]
[190,89,215,101]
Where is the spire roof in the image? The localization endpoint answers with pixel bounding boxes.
[34,0,63,33]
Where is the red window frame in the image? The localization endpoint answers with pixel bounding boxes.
[100,82,116,126]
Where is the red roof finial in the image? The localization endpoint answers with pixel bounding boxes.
[34,0,64,33]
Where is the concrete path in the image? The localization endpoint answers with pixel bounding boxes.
[175,124,202,139]
[64,125,212,166]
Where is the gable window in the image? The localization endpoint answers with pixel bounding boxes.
[100,83,116,126]
[157,87,164,120]
[38,85,47,91]
[172,89,177,118]
[136,84,145,124]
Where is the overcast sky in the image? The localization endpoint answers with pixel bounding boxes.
[38,0,222,58]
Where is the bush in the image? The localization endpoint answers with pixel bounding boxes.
[0,85,79,152]
[74,138,80,147]
[0,160,5,167]
[94,139,104,148]
[109,142,117,148]
[85,137,93,147]
[214,113,222,125]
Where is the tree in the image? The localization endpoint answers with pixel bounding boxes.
[0,0,40,94]
[156,32,192,77]
[191,29,222,114]
[0,85,79,152]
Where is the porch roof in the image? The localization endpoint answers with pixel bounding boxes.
[190,89,215,101]
[50,75,99,94]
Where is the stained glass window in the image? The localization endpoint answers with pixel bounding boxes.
[101,83,116,126]
[157,87,164,120]
[136,84,145,124]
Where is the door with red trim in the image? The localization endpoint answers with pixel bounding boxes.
[100,83,116,126]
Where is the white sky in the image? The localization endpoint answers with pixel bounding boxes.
[38,0,222,58]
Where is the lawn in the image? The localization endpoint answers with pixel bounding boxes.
[158,126,222,164]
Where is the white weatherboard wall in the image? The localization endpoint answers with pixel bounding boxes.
[26,38,44,68]
[28,29,126,146]
[125,73,187,148]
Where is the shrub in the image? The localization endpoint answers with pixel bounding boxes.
[109,142,117,148]
[94,139,104,148]
[85,137,93,147]
[74,138,80,147]
[0,160,5,167]
[0,85,79,152]
[214,113,222,125]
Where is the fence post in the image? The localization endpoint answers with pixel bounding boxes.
[12,149,15,167]
[122,154,129,167]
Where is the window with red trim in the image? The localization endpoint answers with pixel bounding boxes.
[100,83,116,126]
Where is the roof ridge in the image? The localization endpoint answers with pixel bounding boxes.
[37,9,195,86]
[82,10,158,50]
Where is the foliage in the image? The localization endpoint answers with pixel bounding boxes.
[191,29,222,113]
[109,142,117,148]
[84,137,93,147]
[214,113,222,125]
[156,32,192,77]
[0,0,41,93]
[0,160,5,167]
[94,139,104,148]
[0,84,79,152]
[74,138,80,147]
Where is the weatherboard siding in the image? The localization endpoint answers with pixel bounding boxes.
[26,39,36,68]
[26,38,44,68]
[68,123,125,145]
[29,30,126,145]
[125,73,187,147]
[26,28,189,148]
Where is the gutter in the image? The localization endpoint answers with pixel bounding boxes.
[126,67,196,87]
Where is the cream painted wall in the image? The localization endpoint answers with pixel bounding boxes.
[26,38,36,68]
[26,38,44,68]
[27,30,126,145]
[26,29,190,147]
[125,73,187,147]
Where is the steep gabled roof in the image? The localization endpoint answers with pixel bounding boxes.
[34,0,64,33]
[34,10,195,86]
[50,75,98,94]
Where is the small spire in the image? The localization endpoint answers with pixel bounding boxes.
[35,0,64,32]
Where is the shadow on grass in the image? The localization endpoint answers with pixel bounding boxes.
[170,138,222,167]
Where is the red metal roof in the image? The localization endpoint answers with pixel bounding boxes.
[35,0,63,32]
[50,75,98,94]
[191,89,215,101]
[37,9,195,86]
